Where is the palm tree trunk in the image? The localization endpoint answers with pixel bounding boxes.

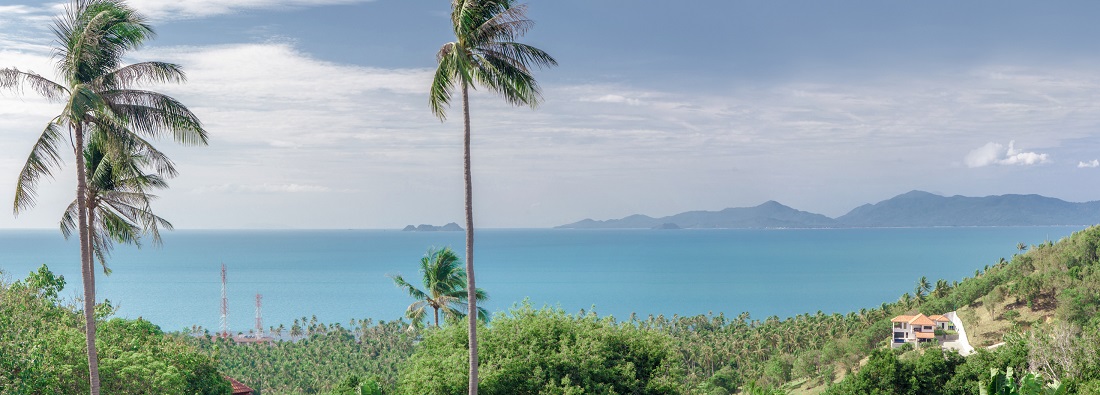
[73,122,100,395]
[434,306,440,328]
[462,82,478,395]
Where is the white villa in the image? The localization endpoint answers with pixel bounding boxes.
[891,313,954,347]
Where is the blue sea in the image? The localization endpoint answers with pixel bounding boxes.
[0,227,1085,332]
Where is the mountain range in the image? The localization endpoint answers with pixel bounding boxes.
[556,191,1100,229]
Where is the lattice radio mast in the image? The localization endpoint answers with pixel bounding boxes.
[220,263,229,338]
[255,293,264,337]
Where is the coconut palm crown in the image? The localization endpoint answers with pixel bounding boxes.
[391,247,488,331]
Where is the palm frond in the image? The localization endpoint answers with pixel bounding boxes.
[67,83,107,122]
[430,44,458,120]
[0,68,68,102]
[60,200,79,239]
[100,90,207,145]
[405,301,428,332]
[442,305,466,320]
[483,42,558,71]
[89,113,180,178]
[390,274,431,302]
[96,61,184,91]
[14,120,67,214]
[472,3,532,44]
[474,51,542,107]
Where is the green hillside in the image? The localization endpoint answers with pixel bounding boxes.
[822,225,1100,394]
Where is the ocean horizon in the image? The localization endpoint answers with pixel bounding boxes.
[0,226,1085,333]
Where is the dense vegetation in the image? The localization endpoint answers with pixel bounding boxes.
[0,266,229,394]
[7,224,1100,394]
[186,319,414,394]
[202,226,1100,394]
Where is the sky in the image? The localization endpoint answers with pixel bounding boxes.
[2,0,1100,229]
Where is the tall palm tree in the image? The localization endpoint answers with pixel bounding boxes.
[0,2,206,393]
[428,1,555,392]
[390,247,488,330]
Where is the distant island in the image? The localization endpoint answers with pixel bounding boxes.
[402,223,464,231]
[557,190,1100,229]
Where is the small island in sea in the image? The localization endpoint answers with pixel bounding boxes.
[402,222,464,232]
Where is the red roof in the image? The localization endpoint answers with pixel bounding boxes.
[226,376,253,395]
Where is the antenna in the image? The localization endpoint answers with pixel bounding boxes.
[255,293,264,337]
[220,263,229,338]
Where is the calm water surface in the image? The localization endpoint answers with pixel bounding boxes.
[0,227,1084,332]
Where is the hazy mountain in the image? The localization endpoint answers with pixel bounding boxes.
[556,201,840,229]
[402,222,464,231]
[556,191,1100,229]
[837,190,1100,227]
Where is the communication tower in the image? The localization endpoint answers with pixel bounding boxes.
[220,263,229,338]
[255,293,264,337]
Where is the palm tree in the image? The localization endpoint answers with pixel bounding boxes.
[291,320,303,341]
[60,129,174,273]
[918,276,932,295]
[933,279,951,299]
[390,247,488,330]
[900,293,913,309]
[1,2,206,392]
[428,1,556,392]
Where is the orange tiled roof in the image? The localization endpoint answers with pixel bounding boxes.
[226,376,253,395]
[908,314,935,326]
[891,313,944,326]
[915,331,935,339]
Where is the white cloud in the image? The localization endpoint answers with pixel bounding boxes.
[193,183,331,194]
[6,37,1100,227]
[0,5,36,14]
[125,0,374,19]
[582,94,643,106]
[1078,160,1100,168]
[965,141,1051,168]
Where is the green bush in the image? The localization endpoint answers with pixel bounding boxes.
[0,265,230,395]
[397,302,684,395]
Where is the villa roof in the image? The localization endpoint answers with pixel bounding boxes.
[909,314,935,326]
[226,377,253,395]
[891,313,947,326]
[915,331,935,339]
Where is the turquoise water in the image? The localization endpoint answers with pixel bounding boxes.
[0,227,1084,332]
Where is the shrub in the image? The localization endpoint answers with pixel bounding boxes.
[398,302,684,395]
